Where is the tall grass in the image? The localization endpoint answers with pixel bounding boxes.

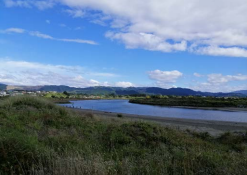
[0,96,247,174]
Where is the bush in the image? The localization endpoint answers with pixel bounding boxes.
[117,114,123,118]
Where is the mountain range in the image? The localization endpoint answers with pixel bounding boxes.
[1,83,246,97]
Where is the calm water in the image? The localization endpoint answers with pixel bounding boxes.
[60,99,247,123]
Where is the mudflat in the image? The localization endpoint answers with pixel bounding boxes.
[70,108,247,136]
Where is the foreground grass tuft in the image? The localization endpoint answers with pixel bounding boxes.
[0,96,247,174]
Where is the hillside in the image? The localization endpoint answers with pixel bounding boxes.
[0,96,247,174]
[2,84,246,97]
[0,83,7,90]
[233,90,247,95]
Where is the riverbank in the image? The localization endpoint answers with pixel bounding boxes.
[70,108,247,136]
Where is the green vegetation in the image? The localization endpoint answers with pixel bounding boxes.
[44,92,68,98]
[117,114,123,118]
[0,96,247,174]
[130,96,247,108]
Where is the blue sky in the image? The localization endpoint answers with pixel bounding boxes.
[0,0,247,92]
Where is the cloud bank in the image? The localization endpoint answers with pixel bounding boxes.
[191,72,247,92]
[0,59,123,87]
[0,59,246,91]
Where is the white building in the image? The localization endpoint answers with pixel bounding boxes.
[0,91,7,96]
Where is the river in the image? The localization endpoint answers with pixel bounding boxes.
[60,99,247,123]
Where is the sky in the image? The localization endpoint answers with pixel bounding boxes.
[0,0,247,92]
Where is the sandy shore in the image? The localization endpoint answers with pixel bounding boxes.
[70,108,247,136]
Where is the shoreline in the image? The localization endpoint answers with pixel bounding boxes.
[70,108,247,136]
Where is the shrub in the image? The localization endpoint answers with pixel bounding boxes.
[117,114,123,118]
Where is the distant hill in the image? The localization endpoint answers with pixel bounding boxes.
[232,90,247,95]
[2,84,245,97]
[0,83,7,91]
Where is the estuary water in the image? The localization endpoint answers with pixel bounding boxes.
[60,99,247,123]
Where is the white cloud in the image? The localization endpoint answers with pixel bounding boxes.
[5,1,247,57]
[207,74,247,84]
[33,1,54,10]
[55,0,247,57]
[106,32,187,52]
[189,83,247,92]
[194,46,247,57]
[147,70,182,88]
[4,0,54,10]
[148,70,183,83]
[4,0,31,8]
[29,31,54,39]
[0,59,117,87]
[190,83,247,93]
[65,9,85,18]
[190,73,247,92]
[0,28,25,34]
[2,28,97,45]
[115,81,134,88]
[59,38,98,45]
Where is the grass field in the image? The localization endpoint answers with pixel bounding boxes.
[0,96,247,174]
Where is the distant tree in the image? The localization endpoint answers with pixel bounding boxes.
[63,91,69,96]
[109,93,116,98]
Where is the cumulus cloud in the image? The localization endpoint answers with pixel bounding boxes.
[115,81,134,88]
[106,32,187,52]
[1,28,97,45]
[147,70,182,88]
[5,0,247,57]
[194,46,247,57]
[207,74,247,84]
[148,70,183,83]
[190,73,247,92]
[48,0,247,57]
[0,59,116,87]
